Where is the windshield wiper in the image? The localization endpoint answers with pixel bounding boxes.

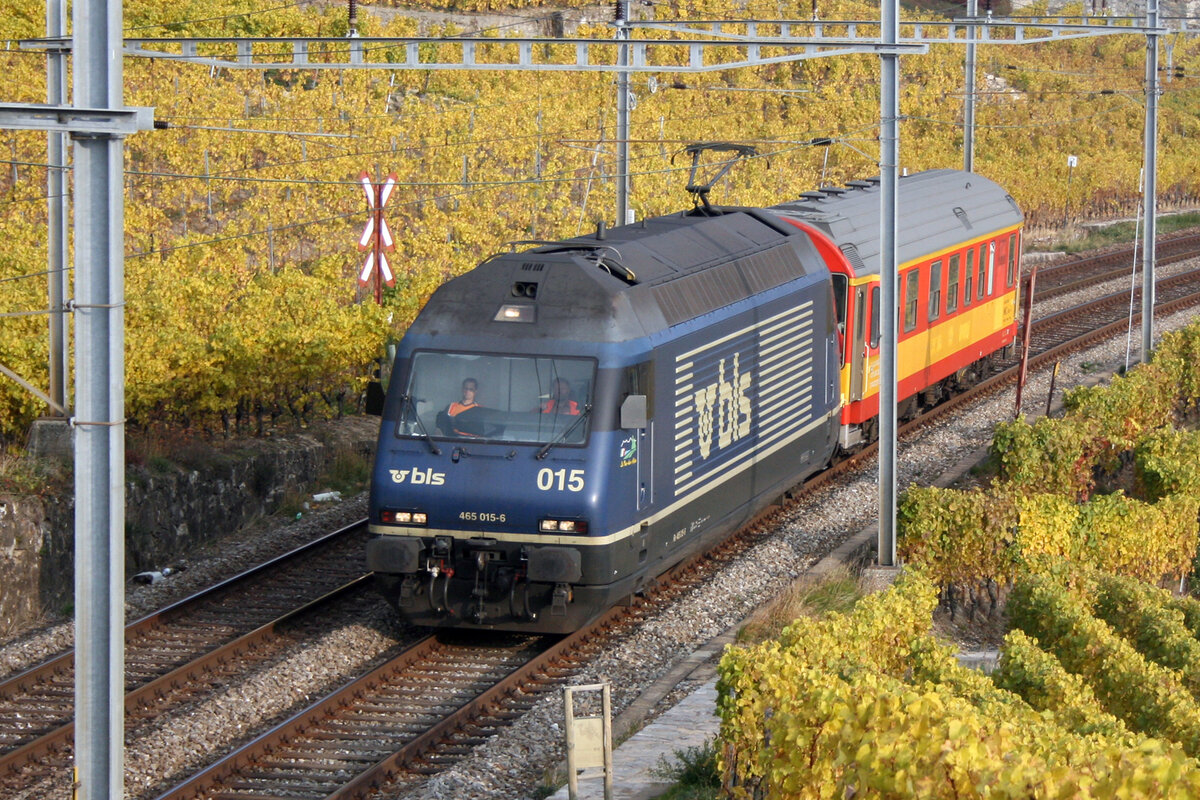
[401,394,442,455]
[536,404,591,460]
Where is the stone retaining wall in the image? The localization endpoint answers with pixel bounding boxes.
[0,417,377,633]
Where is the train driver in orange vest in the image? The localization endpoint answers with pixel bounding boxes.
[447,377,480,435]
[541,377,580,415]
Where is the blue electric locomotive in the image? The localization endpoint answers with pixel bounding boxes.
[367,205,841,632]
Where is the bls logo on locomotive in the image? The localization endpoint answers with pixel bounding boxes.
[389,468,446,486]
[693,353,752,459]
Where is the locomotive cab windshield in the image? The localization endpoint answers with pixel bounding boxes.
[396,351,595,446]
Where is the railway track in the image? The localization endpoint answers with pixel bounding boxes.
[0,522,378,793]
[149,528,748,800]
[1024,230,1200,300]
[964,264,1200,410]
[6,237,1200,800]
[152,631,562,800]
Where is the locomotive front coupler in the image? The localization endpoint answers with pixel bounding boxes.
[431,536,452,560]
[398,574,419,608]
[551,583,573,617]
[471,551,489,598]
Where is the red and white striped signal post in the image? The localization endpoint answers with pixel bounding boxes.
[358,170,397,304]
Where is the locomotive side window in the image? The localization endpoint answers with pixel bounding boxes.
[928,261,942,322]
[396,351,596,445]
[904,270,919,333]
[830,273,849,336]
[964,249,975,306]
[624,361,655,420]
[947,254,960,314]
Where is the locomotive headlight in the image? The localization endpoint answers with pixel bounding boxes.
[494,304,536,323]
[381,509,428,526]
[539,518,589,534]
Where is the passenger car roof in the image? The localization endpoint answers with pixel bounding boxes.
[769,169,1023,277]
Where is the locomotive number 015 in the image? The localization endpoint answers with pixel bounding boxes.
[536,468,585,492]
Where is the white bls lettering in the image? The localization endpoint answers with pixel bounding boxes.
[693,353,752,459]
[390,468,446,486]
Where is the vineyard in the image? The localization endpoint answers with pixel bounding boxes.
[1,0,1198,444]
[716,318,1200,798]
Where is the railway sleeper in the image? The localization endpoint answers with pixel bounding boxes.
[279,750,387,763]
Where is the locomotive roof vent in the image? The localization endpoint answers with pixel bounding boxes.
[846,179,876,190]
[840,243,867,273]
[819,186,848,197]
[799,191,826,201]
[953,206,972,229]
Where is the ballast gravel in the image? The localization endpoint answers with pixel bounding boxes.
[0,494,372,682]
[0,252,1197,800]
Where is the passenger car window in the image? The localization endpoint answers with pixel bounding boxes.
[964,249,975,306]
[928,261,942,322]
[977,245,987,299]
[904,270,919,333]
[1007,233,1017,287]
[947,255,960,314]
[870,286,880,348]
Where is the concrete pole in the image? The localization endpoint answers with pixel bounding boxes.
[963,0,977,173]
[72,0,126,795]
[47,0,69,415]
[1141,0,1159,362]
[615,0,631,226]
[878,0,900,566]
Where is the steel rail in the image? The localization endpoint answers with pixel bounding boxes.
[910,266,1200,433]
[0,576,373,780]
[150,535,737,800]
[0,520,370,778]
[1028,234,1200,301]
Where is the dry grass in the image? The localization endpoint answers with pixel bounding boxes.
[0,447,68,496]
[736,566,865,644]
